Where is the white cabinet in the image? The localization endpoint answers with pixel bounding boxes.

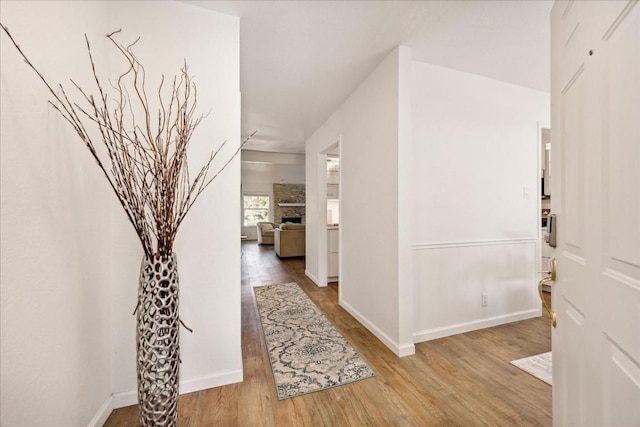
[328,228,339,280]
[327,184,339,199]
[541,229,556,291]
[541,240,555,259]
[328,253,339,278]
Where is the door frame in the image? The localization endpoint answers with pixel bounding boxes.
[315,138,340,288]
[538,123,551,281]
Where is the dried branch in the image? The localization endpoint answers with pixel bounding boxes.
[1,23,254,258]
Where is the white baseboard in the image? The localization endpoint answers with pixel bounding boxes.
[339,298,415,357]
[413,309,541,343]
[93,368,243,423]
[88,395,115,427]
[180,368,243,395]
[305,269,319,285]
[397,343,416,357]
[112,389,138,409]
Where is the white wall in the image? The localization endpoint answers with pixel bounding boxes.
[306,47,412,356]
[241,150,304,239]
[1,2,118,426]
[109,0,242,406]
[409,61,550,342]
[305,49,549,356]
[0,1,242,425]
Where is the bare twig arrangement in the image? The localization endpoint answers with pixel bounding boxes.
[1,24,253,258]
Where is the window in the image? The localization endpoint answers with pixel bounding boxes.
[243,194,270,226]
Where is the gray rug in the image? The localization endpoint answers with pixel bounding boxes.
[511,352,552,385]
[254,282,376,400]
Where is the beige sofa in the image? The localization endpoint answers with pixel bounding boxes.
[274,223,306,257]
[256,222,278,245]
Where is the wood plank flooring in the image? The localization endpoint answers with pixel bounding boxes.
[104,242,551,426]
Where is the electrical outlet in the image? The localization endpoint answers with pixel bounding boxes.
[481,293,488,306]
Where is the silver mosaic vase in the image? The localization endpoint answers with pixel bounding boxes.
[137,253,180,426]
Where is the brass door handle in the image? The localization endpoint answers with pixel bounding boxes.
[538,257,557,327]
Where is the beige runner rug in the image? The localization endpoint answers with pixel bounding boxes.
[254,282,376,400]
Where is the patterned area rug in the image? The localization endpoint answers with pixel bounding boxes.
[254,282,376,400]
[511,352,552,385]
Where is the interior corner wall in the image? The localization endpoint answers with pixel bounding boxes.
[0,1,242,426]
[108,0,242,407]
[409,61,550,342]
[306,48,404,355]
[396,46,416,355]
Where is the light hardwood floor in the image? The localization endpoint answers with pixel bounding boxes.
[105,242,552,426]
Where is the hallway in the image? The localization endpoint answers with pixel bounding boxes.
[106,242,551,426]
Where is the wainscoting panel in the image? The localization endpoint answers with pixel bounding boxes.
[412,239,539,343]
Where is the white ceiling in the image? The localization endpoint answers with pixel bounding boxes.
[183,0,553,154]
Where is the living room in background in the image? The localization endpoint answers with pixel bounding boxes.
[240,150,305,241]
[243,194,270,226]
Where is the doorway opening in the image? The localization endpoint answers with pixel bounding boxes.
[326,153,340,284]
[316,139,340,288]
[540,127,553,294]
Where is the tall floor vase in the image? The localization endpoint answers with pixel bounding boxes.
[137,254,180,426]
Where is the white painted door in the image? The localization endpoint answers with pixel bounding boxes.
[550,1,640,426]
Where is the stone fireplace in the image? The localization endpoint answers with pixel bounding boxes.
[273,183,305,224]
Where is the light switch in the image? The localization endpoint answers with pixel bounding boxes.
[523,186,530,198]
